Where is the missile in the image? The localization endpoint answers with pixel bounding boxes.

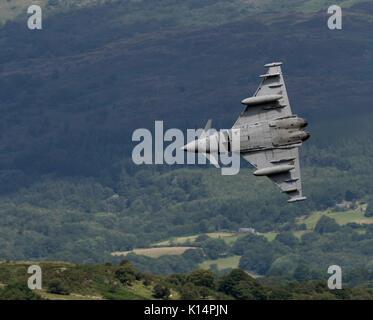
[253,164,294,176]
[241,94,282,106]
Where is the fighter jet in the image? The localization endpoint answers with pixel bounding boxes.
[182,62,309,203]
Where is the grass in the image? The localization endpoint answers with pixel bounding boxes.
[0,261,153,300]
[298,206,373,230]
[115,205,372,266]
[199,255,241,271]
[125,280,154,300]
[222,235,241,245]
[260,232,278,242]
[37,291,102,300]
[152,232,238,246]
[111,246,199,258]
[293,230,308,239]
[153,235,200,246]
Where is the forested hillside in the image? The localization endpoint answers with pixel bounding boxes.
[0,0,373,286]
[1,0,372,25]
[1,261,373,300]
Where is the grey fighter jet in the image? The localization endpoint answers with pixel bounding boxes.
[182,62,309,203]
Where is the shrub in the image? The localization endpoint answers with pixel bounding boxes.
[179,283,200,300]
[187,269,215,288]
[152,284,170,299]
[314,216,340,234]
[365,201,373,217]
[47,280,70,295]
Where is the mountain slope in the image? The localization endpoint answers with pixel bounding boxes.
[1,0,373,270]
[1,261,373,300]
[0,6,373,185]
[2,0,372,25]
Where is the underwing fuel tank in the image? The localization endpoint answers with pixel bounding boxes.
[241,94,282,106]
[269,117,308,129]
[253,164,295,176]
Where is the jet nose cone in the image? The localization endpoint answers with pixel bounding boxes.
[181,140,197,153]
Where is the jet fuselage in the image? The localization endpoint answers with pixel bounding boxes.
[182,116,309,154]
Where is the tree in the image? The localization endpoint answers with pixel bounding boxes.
[195,234,210,243]
[275,232,299,248]
[301,232,321,245]
[187,269,215,288]
[232,233,269,255]
[47,280,70,295]
[218,269,251,296]
[268,287,292,300]
[152,284,170,299]
[179,283,200,300]
[198,286,211,299]
[119,259,132,266]
[365,201,373,217]
[198,221,209,233]
[115,263,137,286]
[202,239,228,260]
[182,249,204,263]
[293,264,311,282]
[314,216,340,234]
[239,246,274,275]
[218,269,266,300]
[268,255,297,275]
[0,282,41,300]
[233,280,267,300]
[166,273,187,286]
[345,190,357,202]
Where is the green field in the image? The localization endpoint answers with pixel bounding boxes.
[0,262,156,300]
[293,231,308,239]
[2,260,370,300]
[199,255,241,271]
[37,291,103,300]
[260,232,278,242]
[298,207,373,230]
[153,232,239,247]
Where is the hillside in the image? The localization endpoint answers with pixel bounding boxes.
[0,3,373,189]
[1,260,373,300]
[2,0,372,25]
[2,102,373,264]
[121,201,373,278]
[1,0,373,285]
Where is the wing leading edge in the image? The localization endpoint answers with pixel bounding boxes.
[233,62,292,128]
[241,148,306,203]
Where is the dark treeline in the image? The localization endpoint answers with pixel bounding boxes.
[1,260,373,300]
[0,0,373,289]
